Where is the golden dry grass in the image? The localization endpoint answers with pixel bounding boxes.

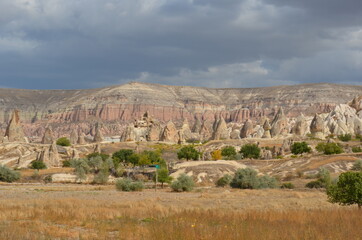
[0,185,361,239]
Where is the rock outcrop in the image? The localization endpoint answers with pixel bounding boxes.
[41,126,54,144]
[70,129,78,145]
[37,141,60,167]
[270,108,288,138]
[161,121,178,142]
[292,114,309,136]
[212,117,229,140]
[262,119,271,138]
[240,120,253,138]
[93,123,104,143]
[4,110,25,142]
[310,114,325,139]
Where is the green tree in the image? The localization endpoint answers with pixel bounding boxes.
[291,142,311,155]
[221,146,237,159]
[30,160,47,170]
[171,174,195,192]
[86,153,109,161]
[0,165,20,183]
[327,171,362,209]
[316,142,343,155]
[70,158,90,181]
[239,144,261,159]
[128,153,140,166]
[154,168,173,188]
[177,146,200,161]
[56,137,71,146]
[112,149,134,165]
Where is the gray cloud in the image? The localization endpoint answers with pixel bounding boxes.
[0,0,361,89]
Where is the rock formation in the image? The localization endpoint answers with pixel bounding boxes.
[4,110,25,142]
[262,119,271,138]
[94,144,101,153]
[292,114,308,136]
[270,108,288,138]
[161,121,178,142]
[70,129,78,145]
[37,141,60,167]
[199,121,211,141]
[240,120,253,138]
[78,132,86,145]
[93,123,104,143]
[192,118,202,133]
[212,117,229,140]
[42,126,54,144]
[310,114,325,139]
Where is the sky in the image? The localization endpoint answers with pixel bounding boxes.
[0,0,362,89]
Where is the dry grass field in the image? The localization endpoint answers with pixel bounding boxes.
[0,184,361,240]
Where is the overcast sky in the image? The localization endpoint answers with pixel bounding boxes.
[0,0,362,89]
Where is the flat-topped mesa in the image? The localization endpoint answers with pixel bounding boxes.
[5,110,26,142]
[42,126,54,144]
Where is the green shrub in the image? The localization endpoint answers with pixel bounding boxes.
[316,142,343,155]
[70,158,90,181]
[171,174,195,192]
[327,171,362,209]
[177,146,200,161]
[86,153,109,161]
[30,160,47,170]
[216,174,232,187]
[281,182,295,189]
[306,168,331,189]
[93,169,109,185]
[352,146,362,153]
[230,168,277,189]
[291,142,311,155]
[221,146,237,159]
[112,149,134,165]
[153,168,173,188]
[338,134,352,142]
[115,179,144,191]
[56,137,71,146]
[239,144,261,159]
[0,165,20,183]
[351,160,362,171]
[62,160,71,167]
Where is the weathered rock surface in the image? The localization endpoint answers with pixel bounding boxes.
[310,114,325,139]
[1,82,361,137]
[270,108,288,137]
[93,123,104,143]
[161,121,178,142]
[240,120,253,138]
[41,126,54,144]
[4,110,25,142]
[212,117,229,140]
[70,129,78,145]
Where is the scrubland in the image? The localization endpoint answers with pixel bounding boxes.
[0,184,361,240]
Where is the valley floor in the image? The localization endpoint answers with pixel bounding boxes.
[0,184,361,239]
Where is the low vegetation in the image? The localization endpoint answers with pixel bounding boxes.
[239,144,261,159]
[291,142,311,155]
[230,168,277,189]
[216,174,232,187]
[306,168,331,189]
[171,174,195,192]
[115,178,144,191]
[281,182,295,189]
[0,165,20,183]
[338,134,352,142]
[221,146,237,159]
[30,160,47,170]
[316,142,343,155]
[351,159,362,171]
[56,137,71,146]
[352,146,362,153]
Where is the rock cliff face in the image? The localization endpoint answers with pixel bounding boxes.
[0,82,362,137]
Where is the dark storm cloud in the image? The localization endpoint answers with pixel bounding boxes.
[0,0,361,89]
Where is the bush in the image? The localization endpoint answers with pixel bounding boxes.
[62,160,71,167]
[281,182,295,189]
[230,168,277,189]
[153,168,173,188]
[338,134,352,142]
[216,174,232,187]
[115,179,144,191]
[30,160,47,170]
[70,158,90,181]
[56,137,71,146]
[352,146,362,153]
[0,165,20,183]
[327,171,362,209]
[291,142,311,155]
[93,169,109,184]
[112,149,134,165]
[316,142,343,155]
[171,174,195,192]
[221,146,237,158]
[177,146,200,161]
[239,144,261,159]
[86,153,109,161]
[306,168,331,189]
[211,150,222,160]
[351,160,362,171]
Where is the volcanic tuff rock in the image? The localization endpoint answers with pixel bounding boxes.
[41,126,54,144]
[1,82,362,137]
[4,110,25,142]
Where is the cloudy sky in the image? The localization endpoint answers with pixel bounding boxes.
[0,0,362,89]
